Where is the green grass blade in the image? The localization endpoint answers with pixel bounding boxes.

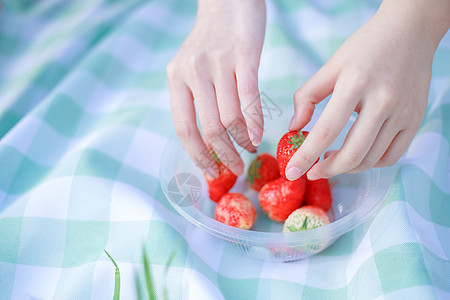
[163,242,181,300]
[104,250,120,300]
[135,271,143,300]
[143,251,157,300]
[164,243,180,274]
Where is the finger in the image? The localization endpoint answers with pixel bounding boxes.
[289,63,339,130]
[375,129,415,168]
[285,79,359,181]
[306,105,385,179]
[169,81,219,177]
[347,119,399,173]
[214,70,256,153]
[324,150,337,159]
[236,60,263,147]
[193,82,244,175]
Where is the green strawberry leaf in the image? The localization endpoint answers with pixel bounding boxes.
[287,225,299,232]
[210,150,221,164]
[288,131,306,150]
[246,158,262,184]
[300,217,308,231]
[287,217,308,232]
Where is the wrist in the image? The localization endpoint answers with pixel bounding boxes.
[378,0,450,49]
[197,0,266,16]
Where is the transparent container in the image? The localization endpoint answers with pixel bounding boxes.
[160,106,397,262]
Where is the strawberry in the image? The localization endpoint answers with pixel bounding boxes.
[215,193,257,229]
[258,177,306,222]
[204,151,237,202]
[277,130,309,180]
[282,206,330,233]
[246,153,280,191]
[304,178,332,212]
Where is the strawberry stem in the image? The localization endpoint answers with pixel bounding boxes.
[288,131,306,150]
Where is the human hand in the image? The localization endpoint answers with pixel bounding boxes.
[167,0,266,177]
[286,0,450,181]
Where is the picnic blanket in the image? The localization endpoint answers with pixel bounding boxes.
[1,0,449,299]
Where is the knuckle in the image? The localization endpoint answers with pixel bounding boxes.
[374,86,397,112]
[378,84,396,102]
[211,50,230,63]
[174,120,193,140]
[376,97,394,114]
[315,125,333,141]
[357,158,376,171]
[341,150,363,168]
[219,110,238,129]
[378,157,397,167]
[294,88,306,101]
[238,80,259,99]
[187,53,208,75]
[202,122,223,140]
[166,60,179,80]
[343,79,364,96]
[339,69,367,94]
[296,151,317,168]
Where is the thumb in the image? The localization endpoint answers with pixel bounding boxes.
[289,63,338,130]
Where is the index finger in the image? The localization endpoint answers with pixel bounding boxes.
[285,85,358,181]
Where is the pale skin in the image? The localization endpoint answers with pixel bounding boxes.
[168,0,450,180]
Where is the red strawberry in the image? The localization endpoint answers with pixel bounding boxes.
[246,153,280,191]
[204,151,237,202]
[215,193,257,229]
[304,178,332,212]
[282,206,330,233]
[258,177,306,222]
[277,130,309,180]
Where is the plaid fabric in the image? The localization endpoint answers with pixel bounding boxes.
[1,0,449,299]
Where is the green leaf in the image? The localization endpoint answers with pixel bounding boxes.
[163,242,180,300]
[104,250,120,300]
[246,158,262,185]
[210,149,220,164]
[135,271,143,300]
[288,131,306,150]
[165,242,180,274]
[143,251,157,300]
[300,217,308,231]
[287,217,308,232]
[287,225,299,232]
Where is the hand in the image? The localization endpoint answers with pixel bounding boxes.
[167,0,266,177]
[286,0,450,181]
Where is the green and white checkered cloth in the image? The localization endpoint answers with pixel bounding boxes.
[1,0,449,299]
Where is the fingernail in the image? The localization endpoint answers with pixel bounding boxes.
[288,114,297,130]
[232,164,244,176]
[307,173,320,181]
[249,128,262,147]
[286,167,302,181]
[249,148,257,153]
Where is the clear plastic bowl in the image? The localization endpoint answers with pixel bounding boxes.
[159,106,397,262]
